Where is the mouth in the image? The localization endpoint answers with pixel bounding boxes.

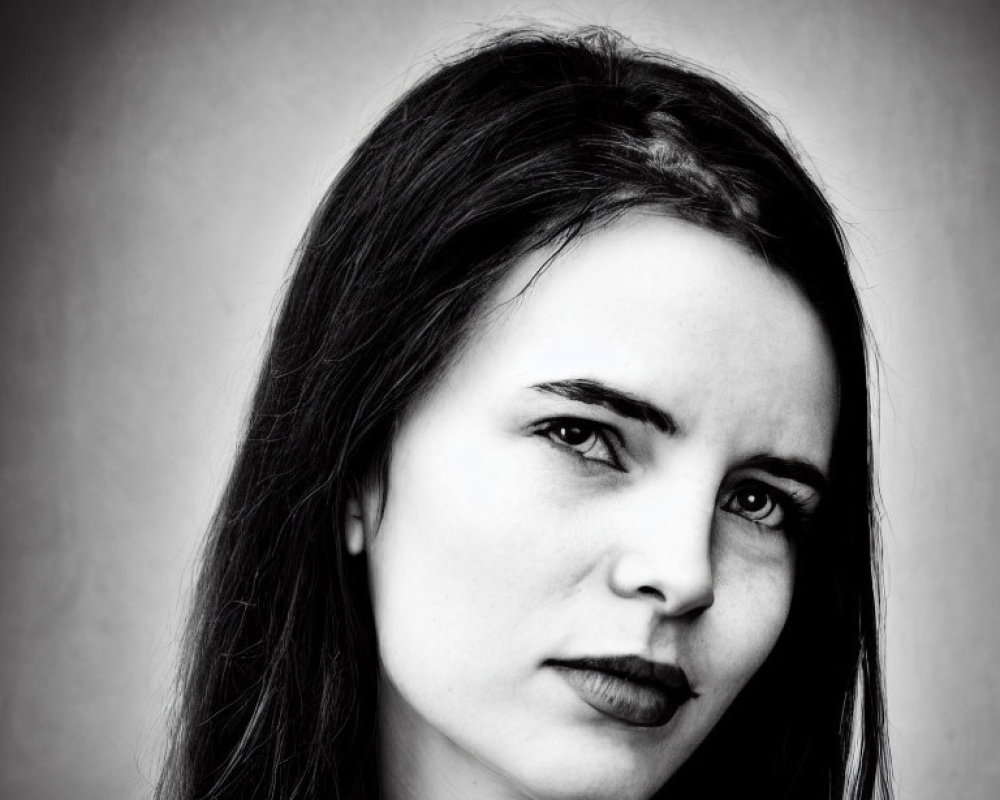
[544,655,698,728]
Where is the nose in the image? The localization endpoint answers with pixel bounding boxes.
[607,489,716,618]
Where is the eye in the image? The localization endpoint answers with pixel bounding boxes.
[722,483,786,529]
[536,418,623,470]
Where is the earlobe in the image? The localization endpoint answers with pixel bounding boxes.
[345,497,365,555]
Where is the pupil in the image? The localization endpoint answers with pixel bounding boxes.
[560,425,588,446]
[740,489,767,512]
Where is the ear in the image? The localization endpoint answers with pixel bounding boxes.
[344,496,366,556]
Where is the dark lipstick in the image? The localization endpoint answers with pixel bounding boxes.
[546,655,697,727]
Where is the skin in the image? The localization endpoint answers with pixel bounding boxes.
[348,213,838,800]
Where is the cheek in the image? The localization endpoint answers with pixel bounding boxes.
[364,426,571,689]
[699,549,795,697]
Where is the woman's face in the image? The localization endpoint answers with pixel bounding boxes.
[355,214,838,800]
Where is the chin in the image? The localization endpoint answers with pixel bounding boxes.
[494,727,681,800]
[511,764,667,800]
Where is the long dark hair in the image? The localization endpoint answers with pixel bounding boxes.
[158,26,891,800]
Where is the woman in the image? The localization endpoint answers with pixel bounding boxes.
[159,27,891,800]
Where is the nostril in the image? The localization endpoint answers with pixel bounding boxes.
[637,584,666,602]
[608,553,713,614]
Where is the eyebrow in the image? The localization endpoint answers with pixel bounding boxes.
[530,380,828,493]
[739,454,828,495]
[530,379,677,434]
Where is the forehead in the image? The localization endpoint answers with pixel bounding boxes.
[456,213,839,466]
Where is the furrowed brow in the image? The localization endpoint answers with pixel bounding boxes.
[530,379,677,434]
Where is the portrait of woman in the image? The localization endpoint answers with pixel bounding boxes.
[3,3,998,800]
[152,26,888,800]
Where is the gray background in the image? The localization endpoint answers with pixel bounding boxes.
[2,0,998,798]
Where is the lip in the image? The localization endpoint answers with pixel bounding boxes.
[545,655,697,728]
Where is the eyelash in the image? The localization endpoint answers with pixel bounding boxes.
[535,418,816,534]
[534,417,624,470]
[721,482,812,536]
